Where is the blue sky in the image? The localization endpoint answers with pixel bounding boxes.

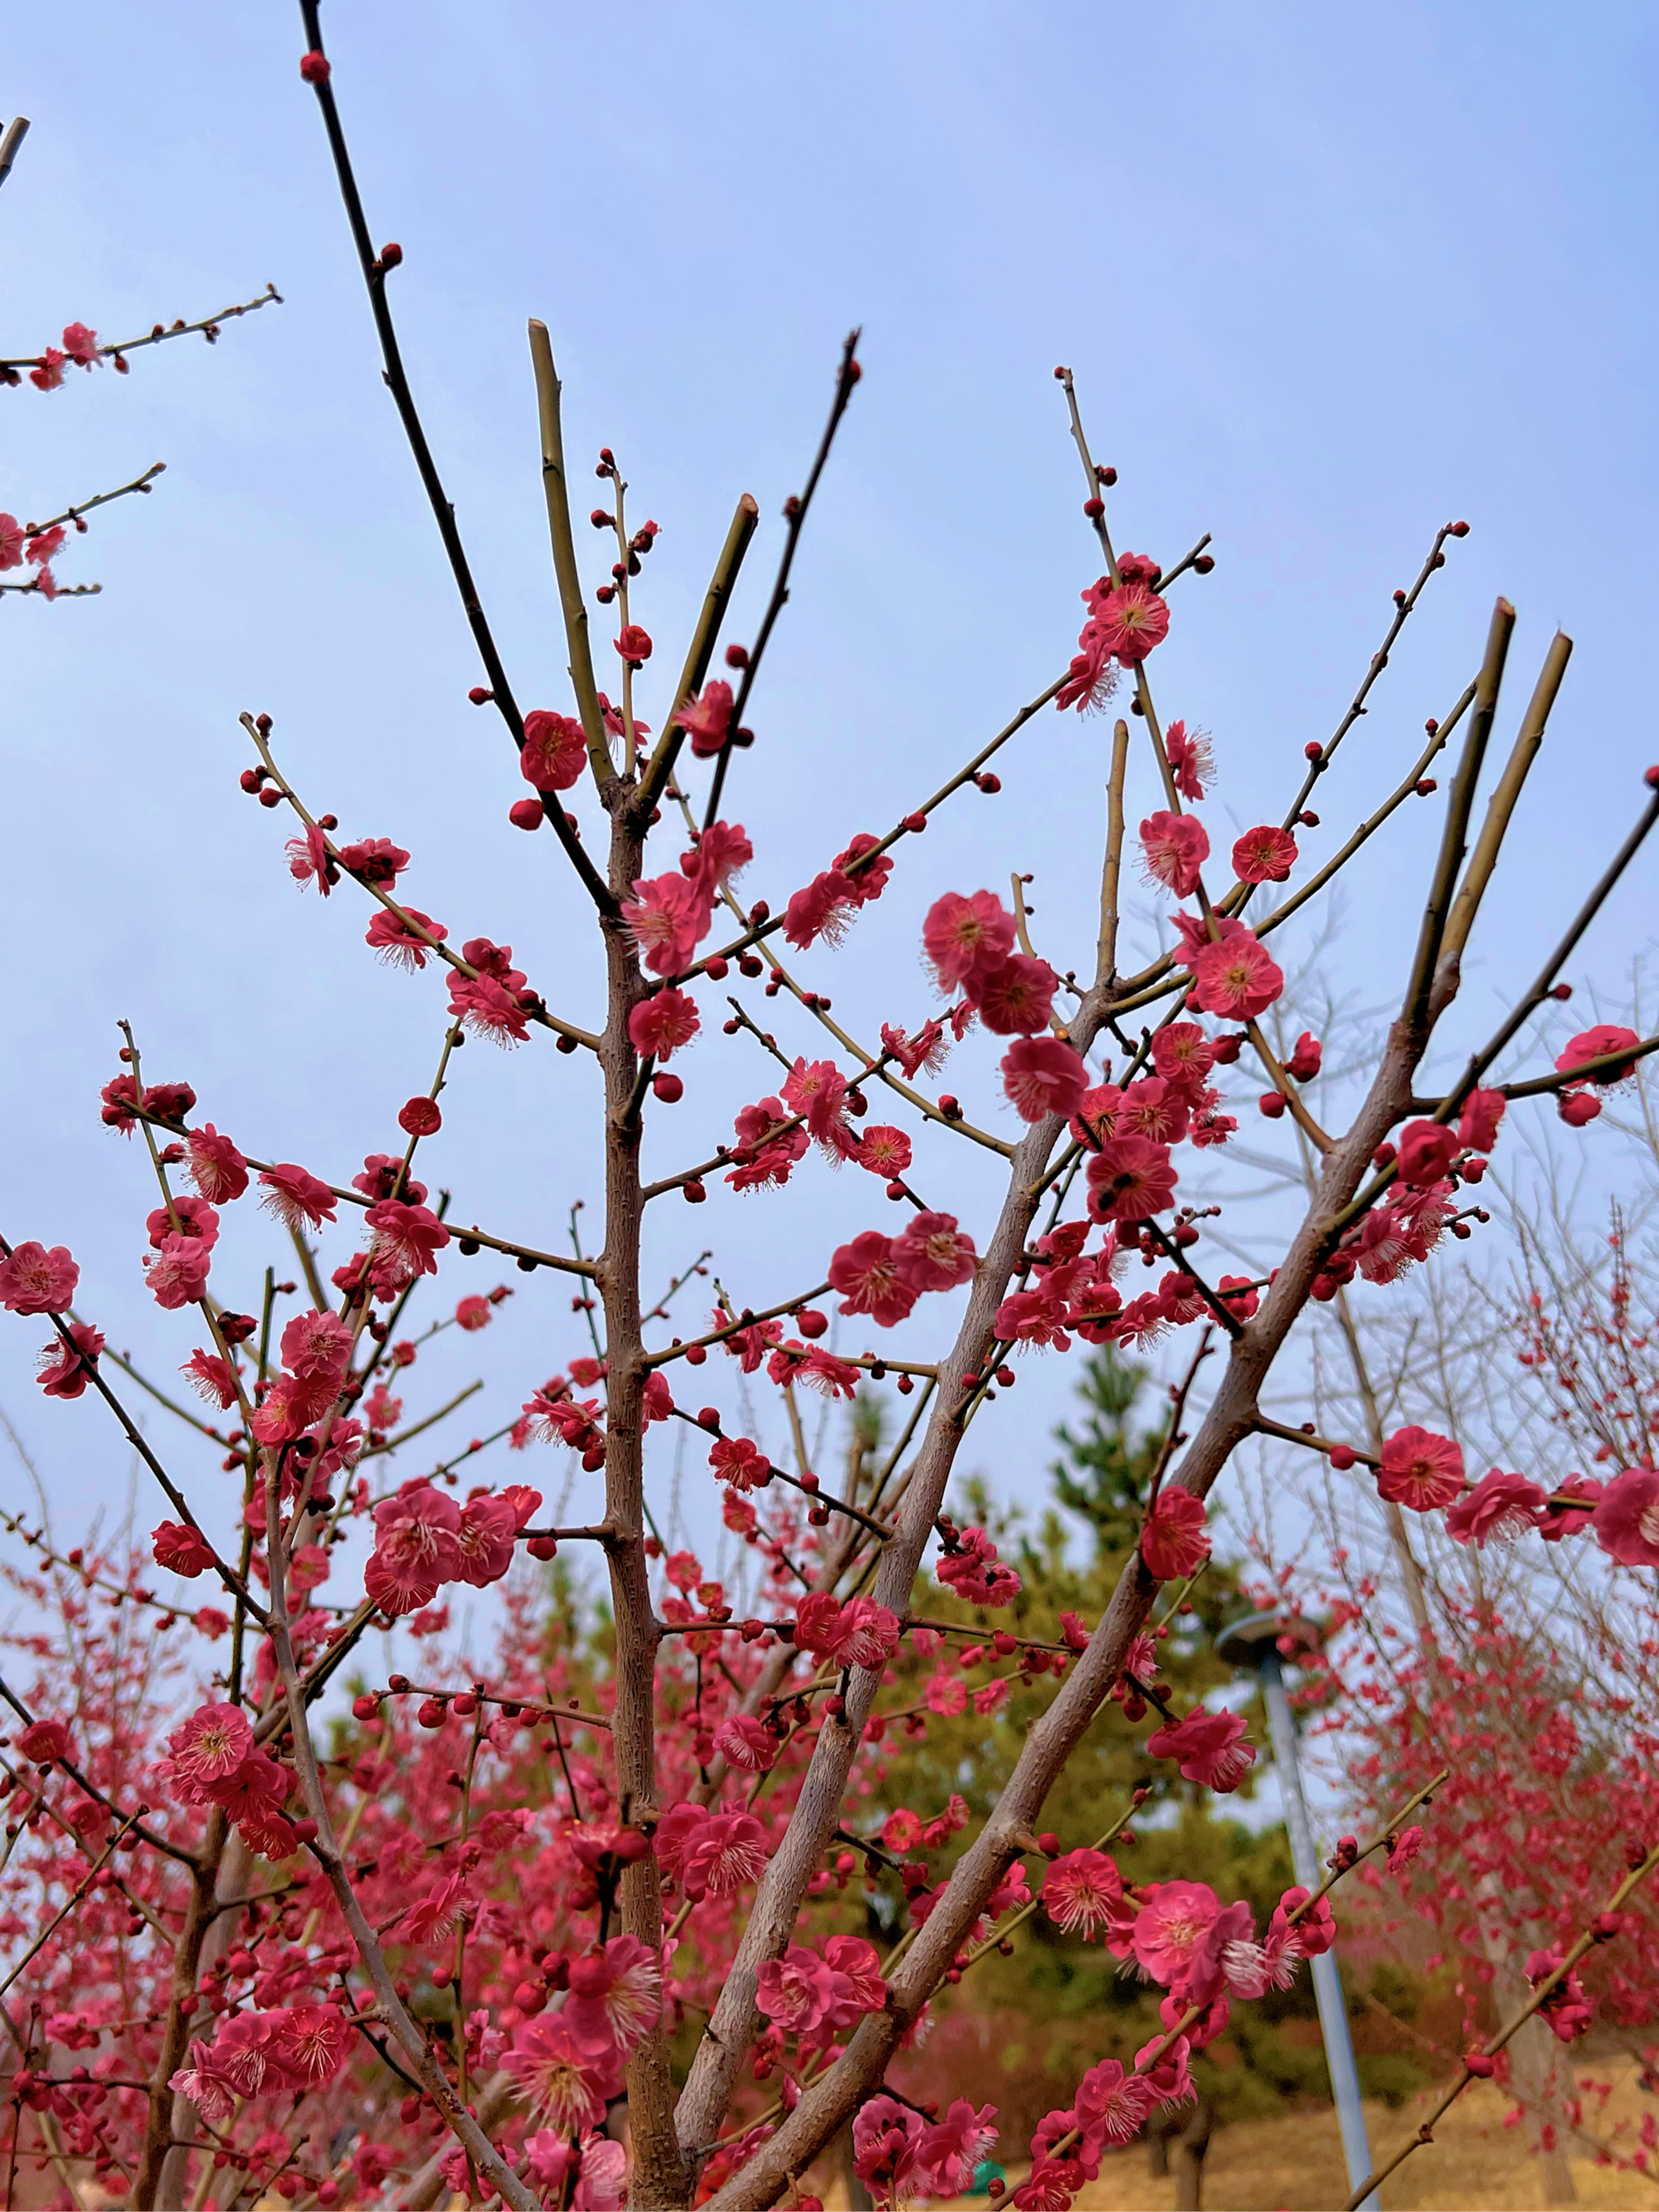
[4,2,1657,1603]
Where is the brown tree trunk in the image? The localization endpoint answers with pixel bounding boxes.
[1171,2100,1214,2212]
[598,797,691,2210]
[132,1811,227,2211]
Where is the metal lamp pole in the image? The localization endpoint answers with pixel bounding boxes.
[1217,1612,1379,2211]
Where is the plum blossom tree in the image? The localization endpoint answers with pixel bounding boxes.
[4,17,1659,2210]
[0,113,280,605]
[1248,1103,1659,2204]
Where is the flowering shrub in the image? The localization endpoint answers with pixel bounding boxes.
[3,22,1659,2212]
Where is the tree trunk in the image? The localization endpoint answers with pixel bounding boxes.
[1171,2100,1214,2211]
[835,2122,873,2210]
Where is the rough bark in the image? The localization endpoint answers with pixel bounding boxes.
[599,798,692,2210]
[132,1811,227,2210]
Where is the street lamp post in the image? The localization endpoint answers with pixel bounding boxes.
[1216,1611,1379,2212]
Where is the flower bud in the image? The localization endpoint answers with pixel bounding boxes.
[652,1072,684,1103]
[299,50,331,83]
[508,798,543,831]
